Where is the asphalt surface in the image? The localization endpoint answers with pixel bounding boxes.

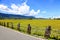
[0,26,46,40]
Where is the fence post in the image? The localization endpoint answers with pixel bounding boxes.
[27,24,31,34]
[0,22,2,26]
[17,23,20,31]
[7,22,9,27]
[4,22,6,27]
[0,22,2,25]
[11,22,14,29]
[0,22,1,25]
[44,26,51,39]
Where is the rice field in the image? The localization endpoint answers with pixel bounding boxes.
[0,19,60,39]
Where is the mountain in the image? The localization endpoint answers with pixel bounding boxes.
[0,13,35,19]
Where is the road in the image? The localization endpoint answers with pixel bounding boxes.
[0,26,46,40]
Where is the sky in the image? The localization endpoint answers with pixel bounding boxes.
[0,0,60,18]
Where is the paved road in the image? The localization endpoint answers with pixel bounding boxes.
[0,26,46,40]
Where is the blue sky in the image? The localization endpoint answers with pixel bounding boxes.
[0,0,60,18]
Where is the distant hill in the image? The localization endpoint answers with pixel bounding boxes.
[0,13,35,19]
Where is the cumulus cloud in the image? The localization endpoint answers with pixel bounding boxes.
[11,4,18,10]
[0,2,40,17]
[28,9,40,16]
[0,4,8,10]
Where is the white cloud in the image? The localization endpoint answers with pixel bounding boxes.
[0,1,40,17]
[11,4,18,10]
[0,4,8,10]
[18,2,30,15]
[28,9,40,16]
